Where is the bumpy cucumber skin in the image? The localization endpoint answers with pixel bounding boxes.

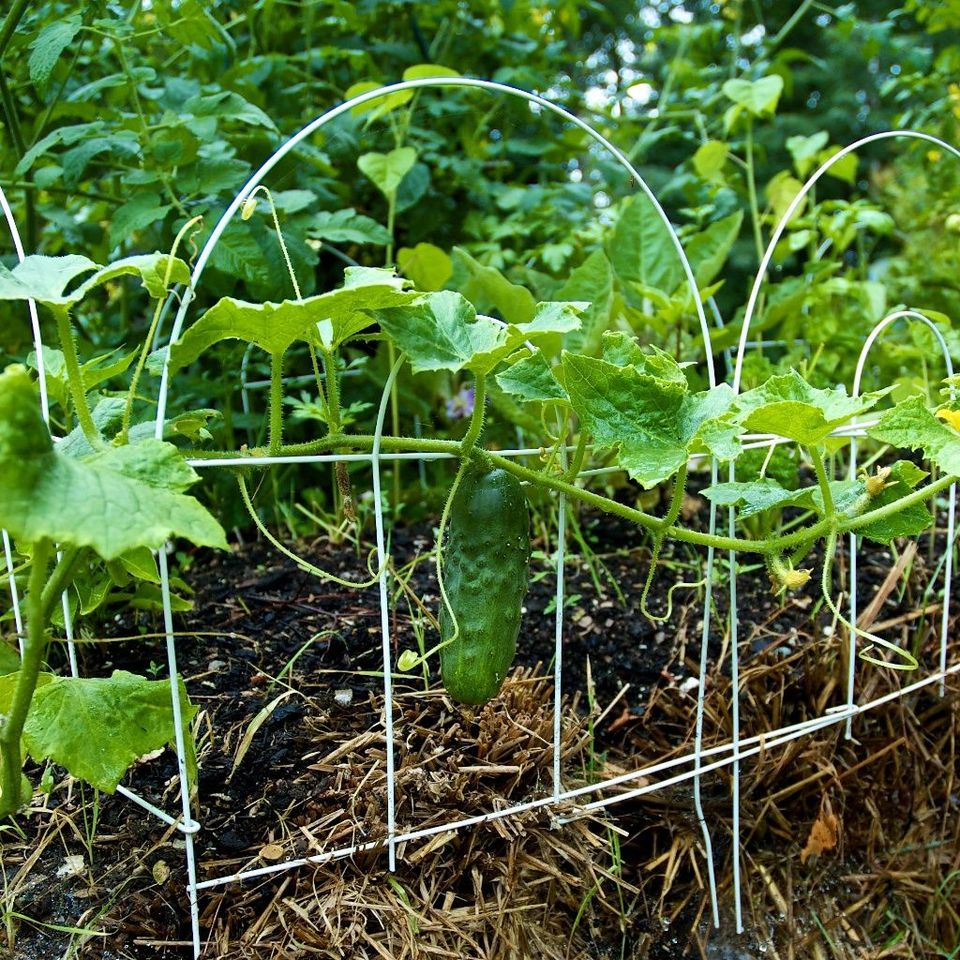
[440,467,531,705]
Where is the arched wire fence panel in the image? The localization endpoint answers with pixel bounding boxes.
[149,77,727,951]
[849,311,957,713]
[726,129,960,933]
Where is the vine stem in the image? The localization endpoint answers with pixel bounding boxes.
[640,463,689,622]
[237,474,382,589]
[188,434,958,557]
[459,372,486,453]
[267,352,285,456]
[0,538,53,816]
[399,460,469,671]
[809,446,834,516]
[819,527,918,671]
[121,216,202,444]
[53,306,102,448]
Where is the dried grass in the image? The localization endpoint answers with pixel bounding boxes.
[202,669,631,960]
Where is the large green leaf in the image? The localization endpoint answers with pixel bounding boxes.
[608,192,684,297]
[0,671,197,794]
[685,210,744,288]
[868,396,960,477]
[722,75,784,117]
[0,253,189,307]
[166,270,419,366]
[29,15,83,94]
[378,293,582,376]
[734,371,888,446]
[309,208,391,245]
[0,367,226,558]
[562,339,739,488]
[556,249,614,354]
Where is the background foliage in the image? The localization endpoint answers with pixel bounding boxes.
[0,0,959,479]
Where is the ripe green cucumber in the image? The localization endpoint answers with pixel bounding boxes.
[440,466,531,705]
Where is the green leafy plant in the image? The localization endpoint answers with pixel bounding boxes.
[0,248,228,816]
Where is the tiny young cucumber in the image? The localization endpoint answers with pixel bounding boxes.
[440,466,531,705]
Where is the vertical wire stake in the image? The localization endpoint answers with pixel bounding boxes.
[693,459,721,927]
[940,483,956,697]
[552,492,566,801]
[728,494,743,933]
[372,359,403,872]
[157,547,202,959]
[3,529,24,654]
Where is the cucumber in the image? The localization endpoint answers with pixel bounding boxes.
[440,466,531,705]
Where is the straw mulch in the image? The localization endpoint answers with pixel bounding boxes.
[202,669,633,960]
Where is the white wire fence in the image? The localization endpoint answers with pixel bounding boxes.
[2,81,959,958]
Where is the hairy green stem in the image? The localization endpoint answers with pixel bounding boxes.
[640,464,689,621]
[459,372,486,454]
[53,306,102,448]
[0,0,30,58]
[268,352,285,456]
[0,539,53,816]
[809,446,835,517]
[186,434,958,557]
[562,427,589,483]
[39,546,85,625]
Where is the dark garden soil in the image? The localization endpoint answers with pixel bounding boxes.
[2,493,959,960]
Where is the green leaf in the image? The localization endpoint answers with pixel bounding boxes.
[0,641,19,677]
[309,208,391,245]
[167,273,418,365]
[562,344,739,488]
[29,15,83,94]
[450,248,537,324]
[858,461,932,544]
[786,131,829,177]
[495,351,568,403]
[693,140,729,182]
[402,64,460,81]
[377,291,502,374]
[766,172,806,223]
[398,243,453,291]
[868,395,960,476]
[14,671,197,794]
[735,371,888,446]
[358,147,418,199]
[702,478,815,519]
[344,81,413,122]
[685,211,743,288]
[0,368,226,558]
[608,193,683,297]
[108,193,173,248]
[15,121,104,176]
[378,294,582,376]
[0,254,189,307]
[183,91,277,131]
[722,75,784,118]
[556,249,614,355]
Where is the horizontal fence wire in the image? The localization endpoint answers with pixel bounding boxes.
[192,660,960,891]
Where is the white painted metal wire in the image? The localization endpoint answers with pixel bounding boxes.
[1,84,958,960]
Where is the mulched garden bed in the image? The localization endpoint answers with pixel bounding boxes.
[2,495,958,959]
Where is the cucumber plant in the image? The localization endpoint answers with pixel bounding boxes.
[148,251,960,702]
[0,251,227,816]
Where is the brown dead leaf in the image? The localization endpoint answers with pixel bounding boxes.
[800,811,839,865]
